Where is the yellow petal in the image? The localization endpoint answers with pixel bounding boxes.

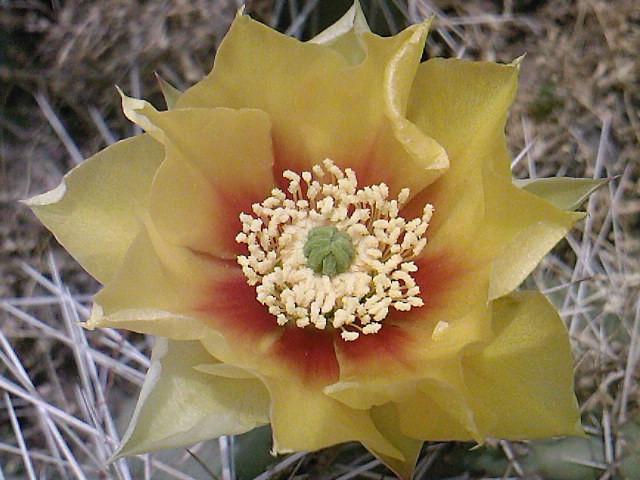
[118,90,164,142]
[264,376,402,460]
[324,379,419,410]
[194,363,256,379]
[119,92,276,257]
[177,15,447,197]
[381,19,449,196]
[413,159,583,304]
[407,57,520,179]
[176,13,348,115]
[406,167,486,262]
[144,107,275,258]
[396,380,483,442]
[87,216,235,340]
[115,338,270,458]
[156,74,182,110]
[402,58,520,253]
[309,1,370,65]
[198,330,347,446]
[85,304,209,341]
[368,403,424,480]
[463,291,583,439]
[328,350,470,409]
[489,220,579,301]
[482,169,585,300]
[25,134,163,284]
[514,177,609,211]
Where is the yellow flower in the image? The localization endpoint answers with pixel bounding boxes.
[27,4,598,478]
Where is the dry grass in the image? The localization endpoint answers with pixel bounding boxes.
[1,0,638,478]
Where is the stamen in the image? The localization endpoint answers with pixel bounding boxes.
[236,159,433,341]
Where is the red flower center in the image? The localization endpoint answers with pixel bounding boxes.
[236,159,434,341]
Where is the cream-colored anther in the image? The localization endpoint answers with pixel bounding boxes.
[236,159,433,341]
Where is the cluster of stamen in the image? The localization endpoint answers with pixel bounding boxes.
[236,159,433,341]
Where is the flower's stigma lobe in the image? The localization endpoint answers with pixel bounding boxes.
[304,225,355,276]
[236,159,434,341]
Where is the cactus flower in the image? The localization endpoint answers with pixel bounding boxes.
[27,4,595,478]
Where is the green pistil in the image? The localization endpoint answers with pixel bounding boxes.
[303,225,355,277]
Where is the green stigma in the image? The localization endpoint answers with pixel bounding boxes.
[303,225,355,277]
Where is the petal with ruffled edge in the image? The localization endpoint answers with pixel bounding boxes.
[480,168,585,300]
[334,245,492,386]
[177,14,447,198]
[392,291,582,442]
[328,259,493,447]
[357,173,580,375]
[86,216,272,343]
[115,338,270,458]
[377,169,583,373]
[514,177,608,211]
[407,57,520,179]
[388,64,516,352]
[324,58,581,388]
[331,174,583,415]
[195,333,402,459]
[403,58,519,252]
[366,403,424,480]
[394,381,484,442]
[263,375,402,460]
[326,349,466,409]
[463,291,583,439]
[378,60,521,372]
[26,134,164,284]
[309,1,370,65]
[120,93,276,259]
[333,338,488,442]
[405,59,583,294]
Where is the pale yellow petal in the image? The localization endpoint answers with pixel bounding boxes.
[324,379,419,410]
[381,19,449,196]
[514,177,608,212]
[463,291,583,439]
[309,1,370,65]
[482,169,585,300]
[85,304,210,341]
[488,220,582,301]
[26,134,164,284]
[88,216,239,340]
[401,58,519,253]
[118,92,276,257]
[412,164,583,304]
[264,376,402,460]
[118,90,164,142]
[396,379,483,442]
[327,354,467,409]
[144,107,275,258]
[407,57,520,179]
[156,74,182,109]
[177,15,447,197]
[367,403,424,480]
[115,338,270,458]
[194,363,256,379]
